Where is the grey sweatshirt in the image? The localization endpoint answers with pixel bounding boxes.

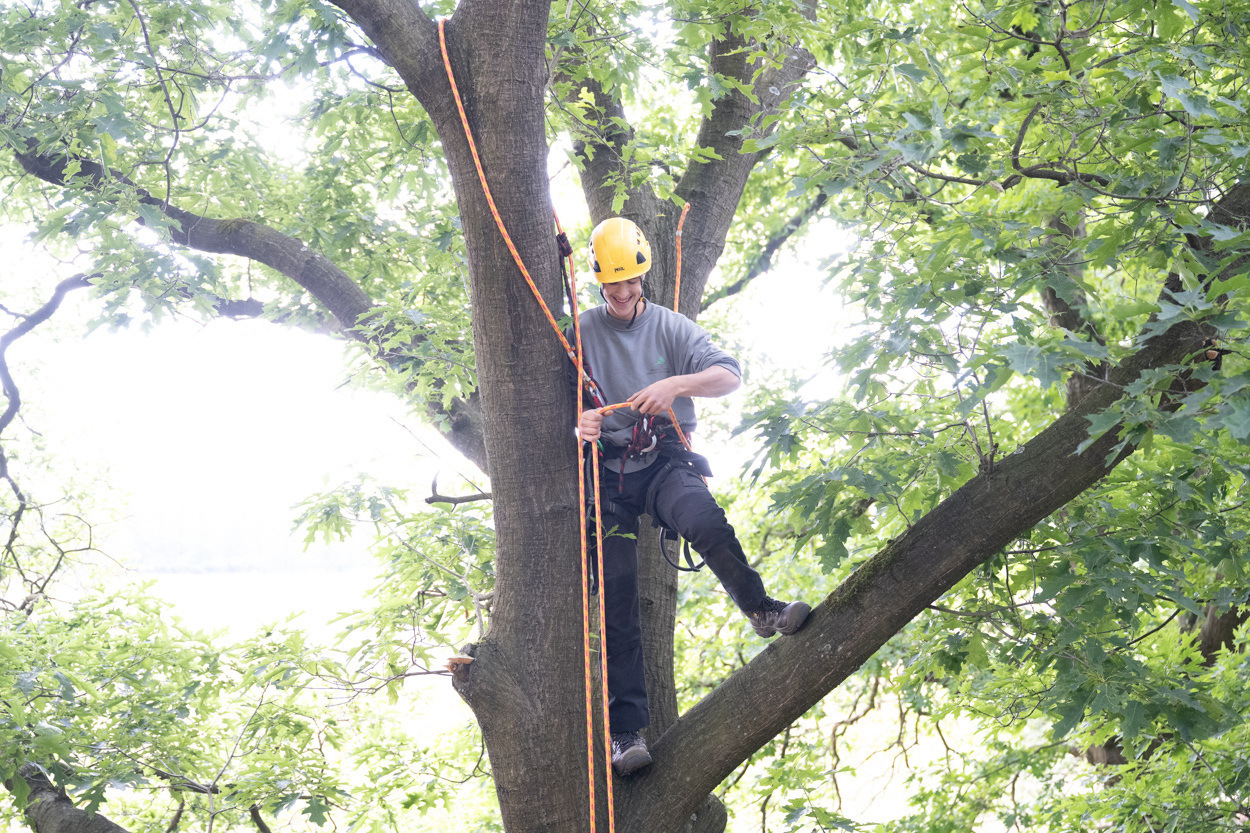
[577,301,741,472]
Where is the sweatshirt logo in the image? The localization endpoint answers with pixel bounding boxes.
[656,356,666,366]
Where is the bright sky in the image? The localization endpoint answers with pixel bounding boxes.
[4,243,469,635]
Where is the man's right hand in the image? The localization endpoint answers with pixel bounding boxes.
[578,408,604,442]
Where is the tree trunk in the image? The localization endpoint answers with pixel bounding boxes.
[327,1,604,829]
[428,8,596,833]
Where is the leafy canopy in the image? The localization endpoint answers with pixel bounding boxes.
[2,0,1249,830]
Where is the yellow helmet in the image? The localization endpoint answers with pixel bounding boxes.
[588,217,651,284]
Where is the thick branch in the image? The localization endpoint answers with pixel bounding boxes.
[5,765,133,833]
[668,5,817,316]
[12,145,374,330]
[568,3,817,315]
[248,805,272,833]
[621,315,1213,831]
[566,71,664,238]
[618,180,1250,833]
[211,297,267,319]
[9,142,489,472]
[1198,602,1248,662]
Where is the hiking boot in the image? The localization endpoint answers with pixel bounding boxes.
[746,596,811,638]
[610,731,652,776]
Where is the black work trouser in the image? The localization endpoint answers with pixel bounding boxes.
[597,458,767,733]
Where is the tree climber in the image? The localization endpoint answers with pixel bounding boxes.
[576,217,812,777]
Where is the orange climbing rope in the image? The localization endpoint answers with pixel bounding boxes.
[673,202,691,314]
[437,18,600,397]
[568,217,599,830]
[440,19,699,830]
[438,18,616,832]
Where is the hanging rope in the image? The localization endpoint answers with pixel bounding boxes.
[566,222,600,830]
[436,18,607,407]
[673,201,691,315]
[439,18,616,831]
[439,20,700,830]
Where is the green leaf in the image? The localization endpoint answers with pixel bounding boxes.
[1121,699,1150,741]
[1157,73,1190,98]
[303,795,331,826]
[134,203,168,231]
[895,63,927,83]
[1077,409,1122,454]
[1174,90,1220,118]
[11,771,30,809]
[817,517,852,572]
[1171,0,1200,21]
[1108,300,1161,319]
[1003,342,1064,390]
[1216,395,1250,439]
[1051,691,1092,739]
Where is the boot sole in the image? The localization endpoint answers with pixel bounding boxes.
[612,745,653,776]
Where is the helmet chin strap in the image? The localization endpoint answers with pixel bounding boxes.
[626,299,641,328]
[599,284,647,328]
[625,283,649,328]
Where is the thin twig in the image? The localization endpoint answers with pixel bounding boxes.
[426,474,491,505]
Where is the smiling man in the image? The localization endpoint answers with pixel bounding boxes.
[576,217,811,776]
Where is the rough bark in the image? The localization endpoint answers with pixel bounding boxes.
[331,2,598,831]
[5,767,129,833]
[1198,603,1248,662]
[1084,739,1130,766]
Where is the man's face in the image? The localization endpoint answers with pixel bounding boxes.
[603,276,644,320]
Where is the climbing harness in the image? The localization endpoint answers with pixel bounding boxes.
[439,17,700,831]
